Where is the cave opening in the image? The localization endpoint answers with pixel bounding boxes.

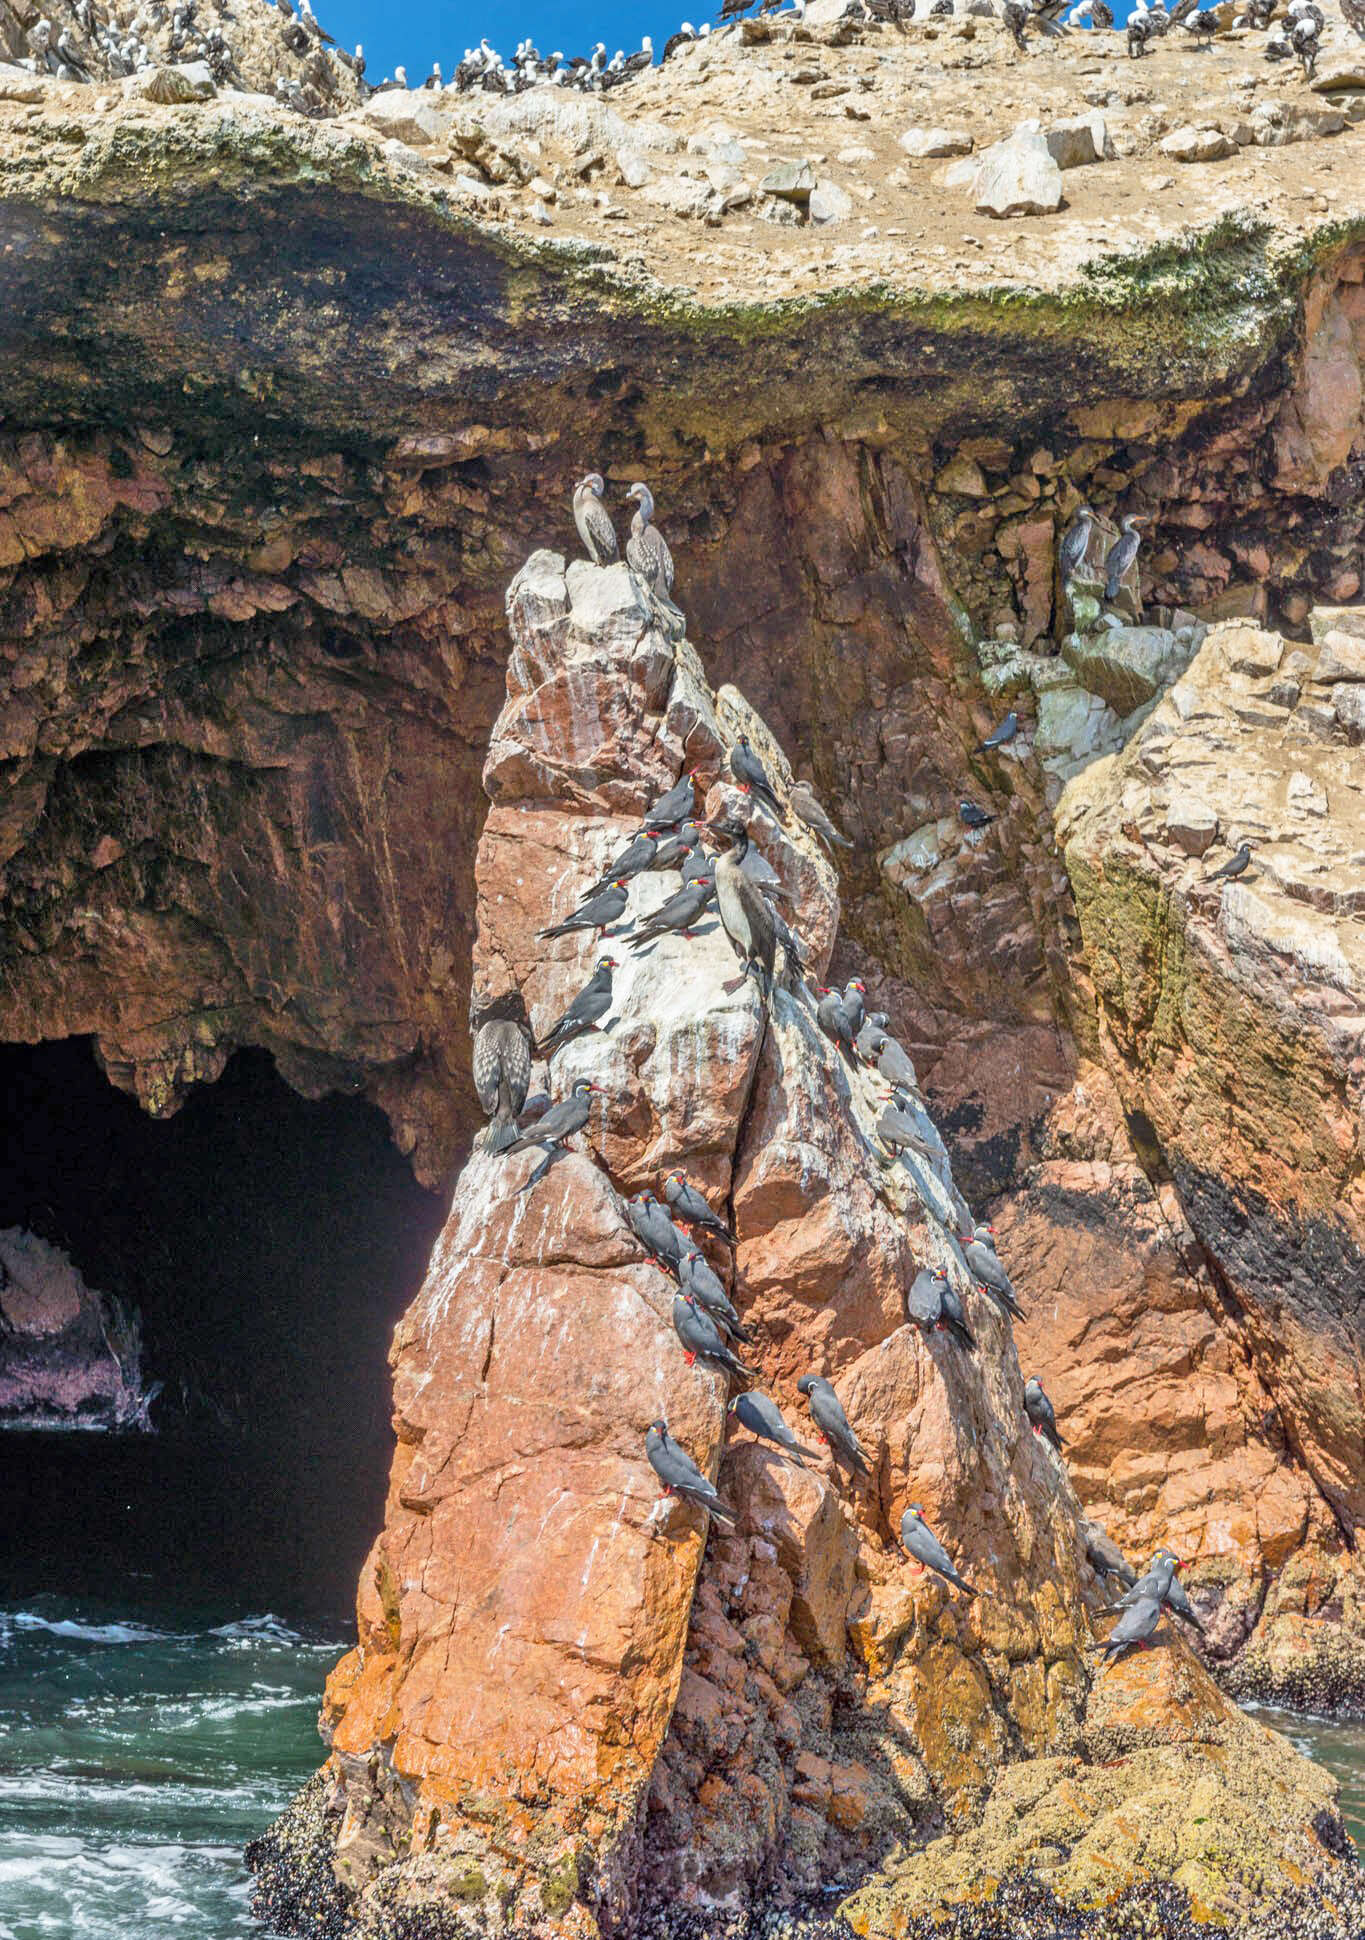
[0,1038,446,1623]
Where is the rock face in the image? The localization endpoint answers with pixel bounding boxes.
[0,1226,151,1428]
[1047,616,1365,1708]
[248,559,1357,1937]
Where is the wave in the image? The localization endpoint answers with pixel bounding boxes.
[2,1612,175,1646]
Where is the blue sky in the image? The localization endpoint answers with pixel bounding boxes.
[318,0,690,77]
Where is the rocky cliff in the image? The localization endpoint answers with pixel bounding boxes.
[243,548,1353,1938]
[1,12,1363,1929]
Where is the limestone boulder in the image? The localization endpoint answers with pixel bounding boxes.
[973,128,1064,218]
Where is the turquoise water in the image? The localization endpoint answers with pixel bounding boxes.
[1,1600,1362,1940]
[1254,1704,1365,1849]
[0,1600,339,1940]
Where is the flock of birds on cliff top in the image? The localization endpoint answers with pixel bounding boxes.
[410,0,1357,99]
[18,0,1356,105]
[467,472,1232,1671]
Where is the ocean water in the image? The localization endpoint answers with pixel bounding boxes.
[1253,1704,1365,1849]
[2,1599,1362,1940]
[0,1599,340,1940]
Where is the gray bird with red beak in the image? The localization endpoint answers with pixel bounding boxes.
[729,1390,817,1466]
[1024,1377,1064,1453]
[505,1078,604,1177]
[900,1504,981,1597]
[797,1375,871,1478]
[662,1171,734,1245]
[1095,1592,1164,1664]
[537,957,617,1055]
[672,1293,754,1382]
[961,1224,1027,1323]
[645,1419,735,1525]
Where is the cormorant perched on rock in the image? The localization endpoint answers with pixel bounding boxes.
[959,800,995,830]
[1104,515,1144,601]
[729,736,784,818]
[625,483,675,596]
[678,1249,750,1340]
[798,1374,871,1477]
[646,1420,735,1524]
[1059,504,1095,582]
[789,779,853,850]
[663,1172,734,1243]
[573,472,619,564]
[900,1505,980,1596]
[1095,1592,1163,1662]
[539,879,630,939]
[672,1292,754,1379]
[706,818,777,997]
[643,771,699,829]
[1024,1376,1064,1452]
[1206,841,1252,882]
[976,711,1019,752]
[537,957,616,1054]
[472,1013,532,1153]
[1003,0,1030,47]
[730,1389,817,1464]
[961,1225,1027,1321]
[628,876,715,948]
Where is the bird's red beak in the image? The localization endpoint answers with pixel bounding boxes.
[589,1083,606,1094]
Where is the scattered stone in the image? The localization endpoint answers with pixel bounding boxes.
[973,128,1063,219]
[899,125,974,158]
[616,148,652,188]
[131,60,217,103]
[760,160,816,204]
[1159,125,1236,163]
[1286,771,1328,818]
[1045,111,1111,170]
[809,180,853,224]
[361,88,453,146]
[936,454,989,497]
[1315,630,1365,682]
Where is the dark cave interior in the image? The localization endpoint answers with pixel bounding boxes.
[0,1038,445,1621]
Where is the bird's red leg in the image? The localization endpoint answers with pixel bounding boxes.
[684,1352,696,1366]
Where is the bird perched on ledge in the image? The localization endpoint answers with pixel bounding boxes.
[900,1505,982,1597]
[573,472,618,564]
[729,1390,817,1465]
[645,1420,734,1525]
[798,1375,871,1478]
[788,778,853,851]
[625,482,675,598]
[472,1013,532,1154]
[729,736,784,818]
[1024,1376,1064,1452]
[1206,841,1252,883]
[705,817,777,998]
[537,957,616,1055]
[539,879,630,940]
[663,1172,734,1244]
